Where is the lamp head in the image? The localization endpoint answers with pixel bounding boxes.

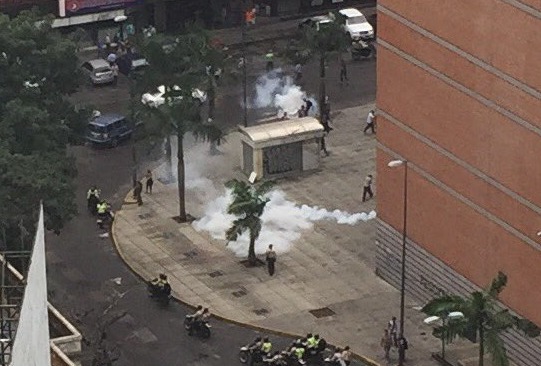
[388,160,405,168]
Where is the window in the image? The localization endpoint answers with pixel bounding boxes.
[347,15,367,25]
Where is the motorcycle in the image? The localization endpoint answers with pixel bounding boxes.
[238,344,269,364]
[323,356,341,366]
[97,210,114,230]
[147,282,171,306]
[184,315,211,339]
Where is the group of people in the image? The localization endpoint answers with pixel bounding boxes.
[87,186,115,228]
[380,316,408,361]
[246,333,342,365]
[188,305,211,334]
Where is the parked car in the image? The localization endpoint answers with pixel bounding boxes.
[86,113,133,147]
[81,59,115,85]
[339,8,374,40]
[298,15,333,31]
[117,52,149,77]
[141,85,207,108]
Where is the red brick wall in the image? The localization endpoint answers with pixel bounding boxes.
[376,0,541,329]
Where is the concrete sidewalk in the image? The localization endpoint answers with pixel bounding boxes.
[111,103,460,366]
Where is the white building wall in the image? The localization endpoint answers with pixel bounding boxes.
[11,206,52,366]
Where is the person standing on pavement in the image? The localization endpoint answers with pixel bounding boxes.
[388,316,398,347]
[364,109,376,134]
[265,244,277,276]
[134,180,143,206]
[294,62,302,82]
[340,58,349,84]
[362,174,374,202]
[145,170,154,194]
[110,61,119,86]
[304,98,313,116]
[380,329,392,361]
[265,50,274,72]
[321,96,333,133]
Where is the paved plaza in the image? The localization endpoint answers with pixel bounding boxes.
[112,104,478,365]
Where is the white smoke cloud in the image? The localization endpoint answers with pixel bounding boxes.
[253,69,318,117]
[193,189,376,257]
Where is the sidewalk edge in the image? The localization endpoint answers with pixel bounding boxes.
[110,190,381,366]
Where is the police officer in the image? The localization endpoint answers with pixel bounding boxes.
[87,186,100,214]
[307,333,318,351]
[261,337,272,354]
[265,50,274,72]
[293,341,305,362]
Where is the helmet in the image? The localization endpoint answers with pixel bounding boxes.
[196,305,203,310]
[344,346,350,351]
[315,334,320,339]
[307,333,312,338]
[203,308,209,312]
[255,337,262,342]
[159,273,167,280]
[263,337,269,342]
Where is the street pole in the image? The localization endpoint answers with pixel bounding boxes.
[241,0,248,127]
[129,75,138,188]
[398,160,408,365]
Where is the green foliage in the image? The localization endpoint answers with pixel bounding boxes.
[0,11,84,239]
[225,179,273,263]
[422,272,540,366]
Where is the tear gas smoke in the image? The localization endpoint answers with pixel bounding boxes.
[193,189,376,257]
[253,69,318,117]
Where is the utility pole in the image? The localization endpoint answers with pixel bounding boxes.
[241,0,248,127]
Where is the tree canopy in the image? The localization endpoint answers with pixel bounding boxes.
[0,11,86,242]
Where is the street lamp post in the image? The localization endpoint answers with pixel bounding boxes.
[424,311,464,360]
[387,159,408,365]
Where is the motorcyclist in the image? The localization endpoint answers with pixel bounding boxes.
[293,340,305,363]
[341,346,352,366]
[191,307,210,334]
[261,337,272,354]
[87,186,100,214]
[149,273,169,296]
[326,347,344,365]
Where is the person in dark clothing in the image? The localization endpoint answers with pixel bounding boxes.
[304,98,313,115]
[145,170,154,194]
[265,244,277,276]
[362,174,374,202]
[321,96,333,133]
[134,181,143,206]
[340,58,348,84]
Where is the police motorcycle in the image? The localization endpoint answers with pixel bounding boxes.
[147,274,172,306]
[96,202,114,230]
[239,337,273,365]
[184,314,211,339]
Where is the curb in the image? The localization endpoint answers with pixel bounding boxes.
[110,189,381,366]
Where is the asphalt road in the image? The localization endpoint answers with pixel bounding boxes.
[44,42,376,366]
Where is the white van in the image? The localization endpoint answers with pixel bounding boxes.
[339,8,374,41]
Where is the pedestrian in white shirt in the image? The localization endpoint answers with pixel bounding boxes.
[364,109,376,134]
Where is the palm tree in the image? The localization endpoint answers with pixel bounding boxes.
[225,179,273,266]
[294,13,350,123]
[422,272,540,366]
[138,25,223,222]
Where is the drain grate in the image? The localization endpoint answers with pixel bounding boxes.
[253,308,269,316]
[183,250,198,258]
[232,288,247,297]
[208,270,224,278]
[138,213,152,220]
[309,307,336,318]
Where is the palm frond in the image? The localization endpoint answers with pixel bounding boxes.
[487,271,507,297]
[422,295,465,316]
[485,329,509,366]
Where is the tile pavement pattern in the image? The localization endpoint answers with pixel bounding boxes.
[113,104,448,366]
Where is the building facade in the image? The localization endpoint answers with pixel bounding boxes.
[375,1,541,365]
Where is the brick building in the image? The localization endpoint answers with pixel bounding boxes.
[375,1,541,365]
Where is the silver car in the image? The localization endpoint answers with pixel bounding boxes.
[81,59,115,85]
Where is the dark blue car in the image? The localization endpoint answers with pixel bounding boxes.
[86,113,133,147]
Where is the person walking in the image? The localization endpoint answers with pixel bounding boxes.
[304,98,313,116]
[362,174,374,202]
[87,186,100,215]
[388,316,398,347]
[265,244,277,276]
[145,170,154,194]
[294,63,302,82]
[380,329,392,361]
[364,109,376,134]
[265,50,274,72]
[134,180,143,206]
[110,61,119,86]
[340,58,348,84]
